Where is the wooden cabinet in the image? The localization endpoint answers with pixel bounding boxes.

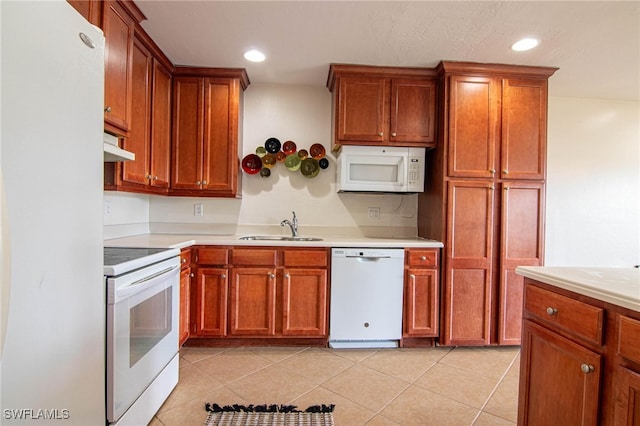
[104,30,173,194]
[190,245,329,342]
[67,0,101,25]
[179,249,191,346]
[403,248,440,338]
[171,68,249,197]
[518,278,640,426]
[102,0,145,136]
[519,319,601,425]
[327,64,436,149]
[192,248,229,337]
[418,62,556,346]
[281,249,328,337]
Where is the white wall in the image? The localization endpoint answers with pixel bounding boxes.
[545,97,640,267]
[104,86,640,267]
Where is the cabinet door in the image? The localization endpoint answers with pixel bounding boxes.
[498,182,545,345]
[229,268,277,336]
[202,78,239,193]
[67,0,101,25]
[281,268,328,337]
[448,76,500,178]
[179,267,191,346]
[404,268,439,337]
[194,267,228,337]
[120,35,151,185]
[442,180,495,345]
[149,59,172,189]
[102,0,135,134]
[390,79,436,146]
[172,76,203,190]
[614,367,640,426]
[336,76,388,143]
[518,320,601,426]
[501,79,548,180]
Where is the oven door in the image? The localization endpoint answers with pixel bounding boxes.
[106,257,180,423]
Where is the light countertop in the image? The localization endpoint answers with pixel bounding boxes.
[516,266,640,312]
[104,233,444,250]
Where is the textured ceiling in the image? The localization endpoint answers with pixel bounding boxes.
[138,1,640,101]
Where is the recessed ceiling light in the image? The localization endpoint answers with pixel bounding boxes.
[244,49,266,62]
[511,38,539,52]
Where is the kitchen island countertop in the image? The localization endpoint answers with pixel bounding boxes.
[104,233,444,251]
[516,266,640,312]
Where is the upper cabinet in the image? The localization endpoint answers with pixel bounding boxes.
[67,0,101,25]
[102,0,145,137]
[444,63,554,180]
[171,68,249,197]
[327,64,436,149]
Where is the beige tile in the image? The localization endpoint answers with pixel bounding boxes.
[226,362,318,403]
[483,356,521,422]
[156,387,248,426]
[439,347,520,381]
[366,414,403,425]
[192,348,273,384]
[361,347,451,383]
[245,345,309,362]
[276,347,355,384]
[381,385,480,426]
[322,364,409,411]
[158,362,224,412]
[148,416,163,426]
[323,347,379,363]
[180,346,229,364]
[413,362,500,409]
[474,411,517,426]
[292,385,377,426]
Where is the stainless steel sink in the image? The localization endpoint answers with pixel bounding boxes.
[238,236,323,242]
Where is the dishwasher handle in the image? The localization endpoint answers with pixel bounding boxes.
[348,255,391,261]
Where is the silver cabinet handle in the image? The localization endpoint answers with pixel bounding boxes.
[104,106,112,112]
[420,256,427,261]
[284,273,290,279]
[189,273,194,278]
[181,258,186,264]
[504,186,510,191]
[581,364,595,374]
[391,132,397,137]
[153,176,158,180]
[378,132,383,136]
[269,273,275,279]
[221,273,226,279]
[489,168,496,174]
[503,169,509,175]
[196,181,201,185]
[546,307,558,316]
[202,180,207,185]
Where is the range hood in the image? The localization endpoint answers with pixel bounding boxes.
[103,132,134,162]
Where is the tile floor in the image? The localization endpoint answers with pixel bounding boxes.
[150,345,521,426]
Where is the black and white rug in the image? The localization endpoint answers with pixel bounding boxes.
[204,403,335,426]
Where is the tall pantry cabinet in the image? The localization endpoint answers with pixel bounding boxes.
[418,61,557,346]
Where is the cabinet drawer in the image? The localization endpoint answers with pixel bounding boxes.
[618,315,640,364]
[525,284,604,345]
[407,249,438,268]
[180,249,191,269]
[196,247,228,265]
[232,248,278,266]
[283,249,328,267]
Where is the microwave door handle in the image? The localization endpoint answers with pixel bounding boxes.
[116,265,180,299]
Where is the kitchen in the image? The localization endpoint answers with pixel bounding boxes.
[1,1,639,426]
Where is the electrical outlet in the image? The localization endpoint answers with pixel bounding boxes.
[194,203,204,216]
[104,200,112,216]
[367,207,380,220]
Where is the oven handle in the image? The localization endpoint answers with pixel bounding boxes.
[116,265,180,299]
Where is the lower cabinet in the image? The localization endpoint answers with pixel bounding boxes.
[188,246,329,342]
[178,248,191,346]
[403,248,439,338]
[518,278,640,426]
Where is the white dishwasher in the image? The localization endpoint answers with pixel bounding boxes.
[329,248,405,349]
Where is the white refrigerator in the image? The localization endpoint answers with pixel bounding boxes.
[1,1,106,424]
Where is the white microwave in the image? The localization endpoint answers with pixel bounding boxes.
[336,146,425,193]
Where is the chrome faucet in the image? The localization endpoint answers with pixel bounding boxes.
[280,211,298,237]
